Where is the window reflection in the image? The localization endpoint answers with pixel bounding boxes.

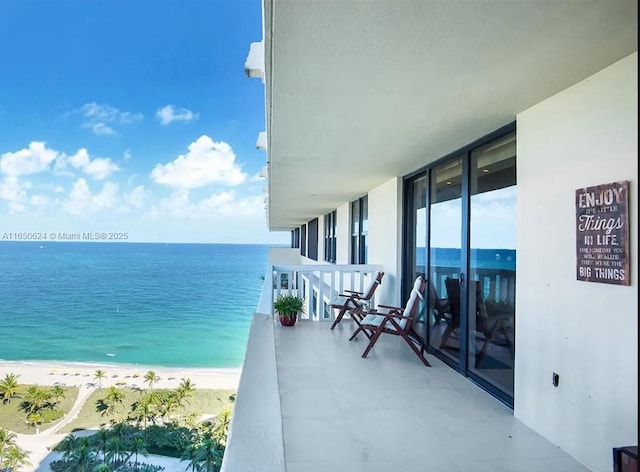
[468,132,516,396]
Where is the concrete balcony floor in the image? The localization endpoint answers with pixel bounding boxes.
[275,319,590,472]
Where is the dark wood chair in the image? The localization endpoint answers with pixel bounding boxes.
[329,271,384,330]
[348,276,431,367]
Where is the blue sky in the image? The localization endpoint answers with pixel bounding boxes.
[0,1,287,244]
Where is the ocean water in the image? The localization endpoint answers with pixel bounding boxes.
[417,247,516,271]
[0,242,269,368]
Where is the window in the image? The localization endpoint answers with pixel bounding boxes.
[291,228,300,248]
[300,224,307,257]
[324,210,337,263]
[308,218,318,260]
[350,196,368,264]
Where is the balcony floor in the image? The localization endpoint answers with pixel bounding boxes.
[274,319,590,472]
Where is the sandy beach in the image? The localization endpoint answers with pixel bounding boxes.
[0,359,241,391]
[0,360,241,471]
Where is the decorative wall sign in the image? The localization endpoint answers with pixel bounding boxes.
[576,181,630,285]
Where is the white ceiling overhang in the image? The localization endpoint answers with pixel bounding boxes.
[262,0,637,230]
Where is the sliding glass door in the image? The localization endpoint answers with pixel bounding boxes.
[404,175,428,343]
[404,125,516,405]
[468,133,516,396]
[427,157,463,366]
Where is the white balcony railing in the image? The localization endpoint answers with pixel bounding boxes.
[270,264,384,321]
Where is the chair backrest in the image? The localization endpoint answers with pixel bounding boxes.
[444,277,460,315]
[398,276,426,330]
[444,277,488,329]
[361,271,384,300]
[428,280,448,313]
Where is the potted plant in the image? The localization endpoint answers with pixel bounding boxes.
[274,294,305,326]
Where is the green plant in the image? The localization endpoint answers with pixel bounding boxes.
[273,294,305,319]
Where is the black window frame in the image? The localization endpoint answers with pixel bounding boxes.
[291,228,300,248]
[324,210,337,263]
[307,218,319,260]
[350,195,368,264]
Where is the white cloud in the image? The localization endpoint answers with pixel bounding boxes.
[62,178,119,214]
[29,194,50,206]
[149,189,262,219]
[76,102,143,136]
[151,135,246,189]
[0,142,59,176]
[125,185,146,209]
[123,149,132,160]
[91,123,116,136]
[156,105,198,125]
[0,176,30,212]
[67,149,119,180]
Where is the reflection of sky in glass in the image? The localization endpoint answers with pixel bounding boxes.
[419,186,516,249]
[471,186,516,249]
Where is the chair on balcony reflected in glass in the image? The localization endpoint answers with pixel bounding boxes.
[329,271,384,330]
[440,277,514,363]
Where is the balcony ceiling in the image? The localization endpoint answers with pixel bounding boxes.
[263,0,637,230]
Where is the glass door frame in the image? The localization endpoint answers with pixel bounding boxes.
[402,122,515,408]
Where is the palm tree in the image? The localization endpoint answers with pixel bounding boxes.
[143,371,160,390]
[93,428,110,462]
[130,397,154,428]
[103,387,125,416]
[211,409,232,445]
[58,433,79,461]
[194,437,223,472]
[67,437,96,472]
[0,427,18,467]
[26,411,44,433]
[157,390,179,420]
[2,444,31,472]
[94,370,107,388]
[176,378,196,407]
[181,444,199,472]
[23,385,48,414]
[0,373,20,404]
[105,436,126,469]
[127,435,148,470]
[49,385,65,406]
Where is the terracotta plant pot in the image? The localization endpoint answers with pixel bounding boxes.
[279,313,297,326]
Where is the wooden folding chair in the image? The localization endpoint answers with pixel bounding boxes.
[349,276,431,367]
[329,271,384,330]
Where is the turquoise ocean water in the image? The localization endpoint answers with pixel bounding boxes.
[0,242,269,368]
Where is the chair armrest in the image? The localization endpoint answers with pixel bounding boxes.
[381,312,412,319]
[377,304,403,311]
[343,289,364,295]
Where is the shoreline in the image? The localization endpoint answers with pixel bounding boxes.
[0,359,241,391]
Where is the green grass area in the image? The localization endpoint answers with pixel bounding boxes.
[0,385,78,434]
[62,388,236,433]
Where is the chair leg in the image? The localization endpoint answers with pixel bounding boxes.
[399,332,431,367]
[349,325,364,341]
[361,327,384,358]
[439,323,454,349]
[330,306,348,330]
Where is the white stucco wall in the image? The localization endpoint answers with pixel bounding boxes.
[336,202,350,264]
[368,177,403,306]
[515,53,638,472]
